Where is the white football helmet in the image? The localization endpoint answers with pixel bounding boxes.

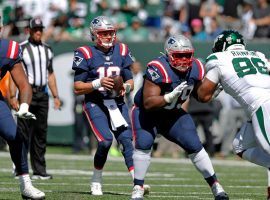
[90,16,116,49]
[164,35,194,72]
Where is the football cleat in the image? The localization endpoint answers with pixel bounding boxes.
[32,174,53,180]
[143,184,150,196]
[131,185,144,200]
[20,175,45,200]
[90,182,103,195]
[211,182,229,200]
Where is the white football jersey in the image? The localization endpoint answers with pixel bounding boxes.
[205,49,270,117]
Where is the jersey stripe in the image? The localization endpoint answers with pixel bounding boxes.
[78,46,92,59]
[119,43,128,56]
[193,58,205,80]
[6,41,19,59]
[148,60,171,83]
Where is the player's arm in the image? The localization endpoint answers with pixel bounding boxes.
[143,79,167,110]
[196,77,218,102]
[9,62,32,105]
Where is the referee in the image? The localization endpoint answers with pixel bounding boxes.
[10,17,61,180]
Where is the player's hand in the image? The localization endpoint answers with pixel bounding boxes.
[53,97,62,110]
[15,103,36,120]
[121,83,131,96]
[164,81,188,103]
[212,83,223,99]
[9,96,19,111]
[100,77,114,91]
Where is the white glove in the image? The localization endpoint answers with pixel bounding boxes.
[212,83,223,100]
[15,103,36,120]
[164,81,188,103]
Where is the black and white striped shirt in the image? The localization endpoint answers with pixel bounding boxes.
[20,39,54,87]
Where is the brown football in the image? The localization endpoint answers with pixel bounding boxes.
[108,75,124,97]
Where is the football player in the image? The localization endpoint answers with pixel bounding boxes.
[72,15,137,195]
[196,30,270,199]
[131,34,228,200]
[0,16,45,199]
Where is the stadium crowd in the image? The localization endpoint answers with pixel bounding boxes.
[0,0,270,42]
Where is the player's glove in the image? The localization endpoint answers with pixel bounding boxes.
[123,83,131,94]
[15,103,36,120]
[164,81,188,103]
[211,83,223,100]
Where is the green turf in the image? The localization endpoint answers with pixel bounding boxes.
[0,147,267,200]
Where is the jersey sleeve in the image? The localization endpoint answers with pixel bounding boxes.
[191,58,205,81]
[205,65,221,84]
[256,51,270,71]
[119,43,134,68]
[72,47,91,71]
[145,65,166,84]
[8,41,22,68]
[47,47,54,73]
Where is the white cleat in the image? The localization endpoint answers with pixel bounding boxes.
[131,185,144,200]
[211,182,229,200]
[143,184,150,196]
[90,182,103,195]
[21,186,45,200]
[19,174,45,200]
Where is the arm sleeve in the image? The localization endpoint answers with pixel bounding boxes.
[145,65,164,84]
[205,67,220,84]
[48,47,54,73]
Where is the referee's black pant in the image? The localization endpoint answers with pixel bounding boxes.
[17,91,49,175]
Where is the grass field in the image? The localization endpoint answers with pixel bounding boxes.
[0,146,268,200]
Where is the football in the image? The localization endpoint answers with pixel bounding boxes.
[108,75,124,97]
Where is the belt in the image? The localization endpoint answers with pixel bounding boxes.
[31,85,46,93]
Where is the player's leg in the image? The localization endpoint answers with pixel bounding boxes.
[163,111,228,200]
[0,99,45,199]
[131,106,155,200]
[233,121,270,168]
[114,103,134,178]
[83,103,114,195]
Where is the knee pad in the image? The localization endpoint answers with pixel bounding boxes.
[98,140,113,151]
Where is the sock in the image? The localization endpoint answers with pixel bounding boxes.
[133,149,151,186]
[188,148,215,178]
[92,168,102,183]
[242,147,270,168]
[129,168,135,180]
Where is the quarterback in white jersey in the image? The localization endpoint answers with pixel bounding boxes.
[196,30,270,199]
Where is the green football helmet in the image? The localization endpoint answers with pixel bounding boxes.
[212,30,245,53]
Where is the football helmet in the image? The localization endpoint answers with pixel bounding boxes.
[164,35,194,72]
[90,16,116,48]
[212,30,245,53]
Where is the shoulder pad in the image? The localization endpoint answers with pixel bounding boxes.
[206,54,218,63]
[192,58,205,80]
[77,46,92,59]
[119,43,128,56]
[147,60,171,83]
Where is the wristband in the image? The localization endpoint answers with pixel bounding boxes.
[92,79,101,90]
[124,83,131,94]
[53,95,59,99]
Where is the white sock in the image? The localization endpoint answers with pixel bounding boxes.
[92,168,103,183]
[133,149,151,180]
[130,169,135,180]
[189,148,215,178]
[242,147,270,168]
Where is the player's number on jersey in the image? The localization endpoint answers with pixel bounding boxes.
[96,66,121,91]
[232,57,267,78]
[164,85,194,110]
